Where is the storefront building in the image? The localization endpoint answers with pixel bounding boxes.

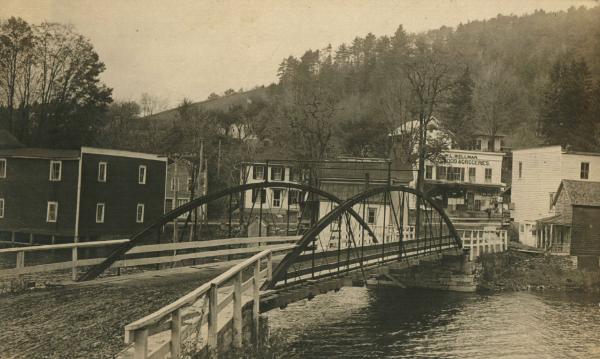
[414,149,506,229]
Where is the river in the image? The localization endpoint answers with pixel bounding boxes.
[267,287,600,358]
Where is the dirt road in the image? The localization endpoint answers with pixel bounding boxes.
[0,264,232,359]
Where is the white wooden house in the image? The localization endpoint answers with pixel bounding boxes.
[512,146,600,247]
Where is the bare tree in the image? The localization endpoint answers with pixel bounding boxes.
[404,38,454,192]
[474,62,529,139]
[139,92,168,117]
[382,78,420,165]
[0,17,34,133]
[286,87,337,161]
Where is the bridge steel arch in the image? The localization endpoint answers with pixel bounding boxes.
[78,181,378,282]
[262,185,463,290]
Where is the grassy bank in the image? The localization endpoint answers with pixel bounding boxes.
[478,250,600,293]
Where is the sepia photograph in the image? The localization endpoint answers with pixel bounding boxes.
[1,0,600,358]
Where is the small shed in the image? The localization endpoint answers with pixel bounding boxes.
[538,180,600,269]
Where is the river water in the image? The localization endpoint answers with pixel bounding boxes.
[267,287,600,358]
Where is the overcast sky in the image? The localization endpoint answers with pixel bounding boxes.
[3,0,597,106]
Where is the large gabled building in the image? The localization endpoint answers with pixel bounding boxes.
[0,147,167,243]
[239,156,414,247]
[512,146,600,247]
[392,120,509,230]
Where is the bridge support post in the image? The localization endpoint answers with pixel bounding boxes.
[207,283,218,354]
[71,247,78,281]
[233,272,243,349]
[267,252,273,280]
[252,260,260,346]
[133,328,148,359]
[16,251,24,274]
[170,308,182,357]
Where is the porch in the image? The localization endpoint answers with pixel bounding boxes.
[536,214,571,255]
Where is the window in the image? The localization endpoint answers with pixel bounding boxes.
[468,168,476,182]
[170,177,178,191]
[425,165,433,179]
[0,159,6,178]
[368,208,377,224]
[272,189,282,207]
[581,162,590,180]
[330,208,341,230]
[288,190,300,205]
[165,198,173,213]
[271,166,284,181]
[448,167,464,181]
[0,198,4,218]
[301,168,311,181]
[49,160,62,181]
[252,188,266,203]
[96,203,105,223]
[518,162,523,179]
[485,168,492,183]
[176,198,188,218]
[187,178,193,191]
[98,162,107,182]
[253,165,265,180]
[549,192,555,211]
[136,203,145,223]
[138,165,147,184]
[436,166,447,180]
[476,139,482,150]
[46,201,58,222]
[520,224,525,233]
[487,140,494,152]
[289,167,300,182]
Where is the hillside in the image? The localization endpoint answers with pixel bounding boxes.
[122,6,600,161]
[132,86,271,130]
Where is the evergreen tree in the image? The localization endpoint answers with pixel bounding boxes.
[441,66,475,148]
[540,59,599,151]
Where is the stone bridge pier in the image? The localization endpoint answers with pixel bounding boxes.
[369,249,478,292]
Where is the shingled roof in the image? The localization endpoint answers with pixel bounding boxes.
[0,147,80,159]
[553,180,600,207]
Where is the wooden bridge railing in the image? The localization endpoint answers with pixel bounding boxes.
[121,249,275,359]
[0,236,299,281]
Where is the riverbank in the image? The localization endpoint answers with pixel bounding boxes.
[478,249,600,292]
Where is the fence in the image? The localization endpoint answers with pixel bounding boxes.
[120,249,274,359]
[458,229,508,260]
[549,243,570,255]
[372,225,416,242]
[0,236,299,281]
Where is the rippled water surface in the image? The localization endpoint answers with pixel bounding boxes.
[267,287,600,358]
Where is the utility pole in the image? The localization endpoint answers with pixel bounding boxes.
[217,139,222,177]
[198,159,208,238]
[191,139,204,241]
[172,159,178,242]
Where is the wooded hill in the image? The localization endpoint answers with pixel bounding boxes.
[134,5,600,163]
